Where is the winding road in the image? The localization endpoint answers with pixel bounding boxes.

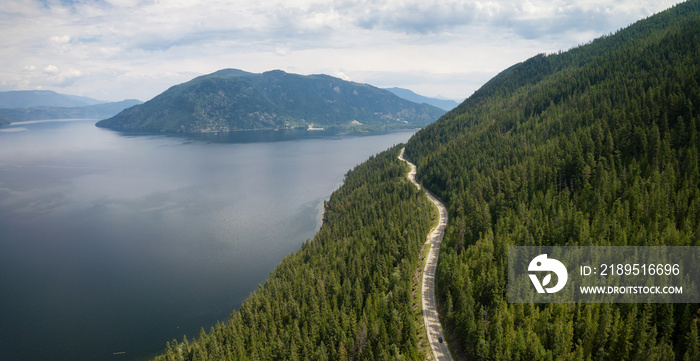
[399,148,453,361]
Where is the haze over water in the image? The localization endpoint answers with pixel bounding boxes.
[0,119,415,361]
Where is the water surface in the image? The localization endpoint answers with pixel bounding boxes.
[0,119,415,361]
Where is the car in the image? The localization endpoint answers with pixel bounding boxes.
[438,336,443,343]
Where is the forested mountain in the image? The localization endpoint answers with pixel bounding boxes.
[405,1,700,360]
[153,146,436,360]
[96,70,445,133]
[147,1,700,360]
[0,90,105,108]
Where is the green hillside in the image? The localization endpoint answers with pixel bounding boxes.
[96,69,445,133]
[405,0,700,360]
[153,147,435,360]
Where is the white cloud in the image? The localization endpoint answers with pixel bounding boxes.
[0,0,686,101]
[43,65,59,74]
[36,64,84,86]
[275,45,292,56]
[336,72,351,81]
[50,35,71,44]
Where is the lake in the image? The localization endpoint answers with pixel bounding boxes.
[0,119,415,361]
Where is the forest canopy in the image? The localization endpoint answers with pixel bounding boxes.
[405,0,700,359]
[153,146,435,361]
[151,1,700,360]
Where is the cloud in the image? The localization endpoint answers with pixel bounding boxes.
[349,0,632,39]
[275,45,292,56]
[50,35,71,44]
[0,0,686,101]
[336,72,351,81]
[40,64,83,86]
[43,64,59,74]
[354,1,479,34]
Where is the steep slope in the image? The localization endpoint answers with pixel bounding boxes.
[96,70,445,133]
[406,0,700,360]
[152,146,435,360]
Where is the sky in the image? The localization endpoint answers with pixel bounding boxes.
[0,0,686,102]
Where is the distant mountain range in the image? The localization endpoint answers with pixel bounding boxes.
[0,90,141,126]
[0,99,143,123]
[0,90,106,108]
[384,87,459,111]
[96,69,446,133]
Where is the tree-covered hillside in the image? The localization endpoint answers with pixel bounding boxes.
[406,1,700,360]
[96,70,445,133]
[153,146,435,360]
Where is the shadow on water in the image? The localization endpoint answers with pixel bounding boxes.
[107,126,418,144]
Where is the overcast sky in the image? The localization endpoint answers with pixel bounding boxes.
[0,0,685,102]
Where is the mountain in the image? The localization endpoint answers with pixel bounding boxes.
[384,87,459,111]
[144,2,699,361]
[0,99,142,124]
[96,69,446,133]
[0,90,105,108]
[405,0,700,360]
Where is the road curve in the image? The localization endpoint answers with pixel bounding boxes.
[399,148,453,361]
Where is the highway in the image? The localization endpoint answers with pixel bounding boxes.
[399,148,453,361]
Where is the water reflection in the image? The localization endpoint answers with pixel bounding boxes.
[0,119,415,361]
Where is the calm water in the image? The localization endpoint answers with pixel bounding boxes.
[0,119,415,361]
